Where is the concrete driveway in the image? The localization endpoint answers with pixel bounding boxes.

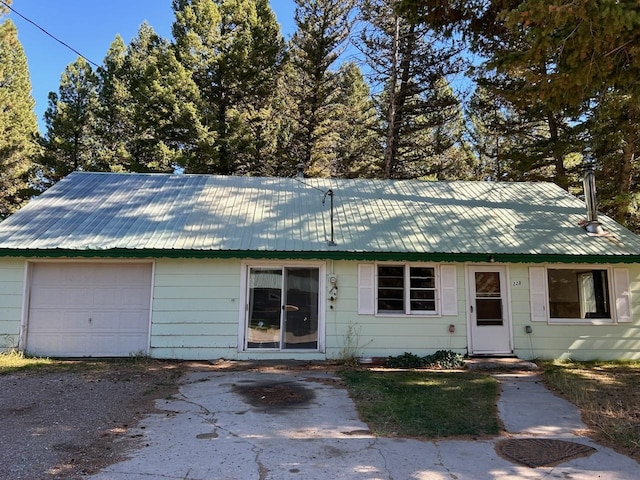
[88,369,638,480]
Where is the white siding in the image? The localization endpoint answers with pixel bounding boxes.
[4,256,639,361]
[511,263,640,361]
[151,258,242,360]
[328,261,640,361]
[326,261,468,360]
[0,258,26,351]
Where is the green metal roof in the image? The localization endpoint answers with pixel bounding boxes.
[0,172,639,262]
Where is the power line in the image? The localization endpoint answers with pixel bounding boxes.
[0,0,101,69]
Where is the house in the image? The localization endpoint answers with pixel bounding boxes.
[0,171,638,360]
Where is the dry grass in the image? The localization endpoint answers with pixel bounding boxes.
[0,350,53,372]
[541,360,640,462]
[0,350,171,376]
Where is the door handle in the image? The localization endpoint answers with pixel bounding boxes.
[470,305,473,313]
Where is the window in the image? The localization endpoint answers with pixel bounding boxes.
[530,266,632,324]
[547,268,611,320]
[377,264,437,314]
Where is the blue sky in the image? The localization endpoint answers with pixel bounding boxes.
[6,0,298,131]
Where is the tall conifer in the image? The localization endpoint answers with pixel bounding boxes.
[39,58,100,186]
[0,13,39,218]
[172,0,285,174]
[286,0,355,176]
[358,0,463,179]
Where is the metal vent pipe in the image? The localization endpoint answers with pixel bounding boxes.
[583,168,603,234]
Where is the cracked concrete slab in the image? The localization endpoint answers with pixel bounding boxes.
[87,370,638,480]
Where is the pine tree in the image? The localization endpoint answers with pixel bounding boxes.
[285,0,355,177]
[589,90,640,227]
[412,78,474,180]
[496,0,640,224]
[38,57,100,186]
[466,86,517,181]
[0,15,39,218]
[330,62,381,178]
[120,23,202,172]
[399,0,640,226]
[172,0,285,174]
[358,0,464,179]
[94,35,133,171]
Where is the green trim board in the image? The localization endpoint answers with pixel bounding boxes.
[1,248,639,264]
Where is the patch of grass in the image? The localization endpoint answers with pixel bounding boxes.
[0,350,170,375]
[541,360,640,462]
[340,370,500,438]
[0,350,54,373]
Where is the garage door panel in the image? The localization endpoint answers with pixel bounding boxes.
[32,264,88,284]
[117,311,151,331]
[89,310,149,331]
[27,333,62,354]
[29,287,68,308]
[28,310,64,332]
[122,288,152,308]
[64,311,94,330]
[67,288,95,307]
[92,287,123,308]
[94,334,148,355]
[30,286,95,308]
[27,263,152,357]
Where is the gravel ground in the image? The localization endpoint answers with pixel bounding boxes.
[0,361,182,480]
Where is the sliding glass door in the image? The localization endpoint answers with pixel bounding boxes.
[246,266,319,350]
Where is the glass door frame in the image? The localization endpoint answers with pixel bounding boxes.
[239,261,326,353]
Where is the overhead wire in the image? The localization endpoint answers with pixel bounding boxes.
[0,0,101,69]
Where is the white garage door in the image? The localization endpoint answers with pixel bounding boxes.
[27,263,152,357]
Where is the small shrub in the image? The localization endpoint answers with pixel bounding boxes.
[385,352,426,368]
[386,350,464,369]
[425,350,465,369]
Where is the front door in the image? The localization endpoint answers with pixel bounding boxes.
[246,266,319,350]
[468,266,512,355]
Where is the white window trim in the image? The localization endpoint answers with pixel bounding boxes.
[530,264,628,325]
[375,262,441,317]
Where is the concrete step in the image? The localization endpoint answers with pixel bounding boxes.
[465,357,539,371]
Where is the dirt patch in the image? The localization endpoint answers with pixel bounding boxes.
[0,360,342,479]
[0,360,183,480]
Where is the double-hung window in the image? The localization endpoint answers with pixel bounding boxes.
[377,264,437,315]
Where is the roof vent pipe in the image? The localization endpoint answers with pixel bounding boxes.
[296,163,305,179]
[583,168,604,234]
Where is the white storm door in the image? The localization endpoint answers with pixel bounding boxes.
[468,266,512,355]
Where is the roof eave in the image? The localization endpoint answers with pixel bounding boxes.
[0,248,639,265]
